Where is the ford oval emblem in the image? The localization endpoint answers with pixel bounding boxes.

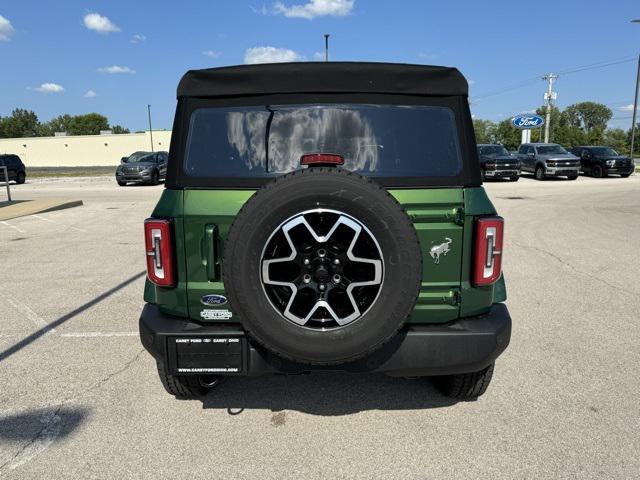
[511,114,545,129]
[201,294,228,306]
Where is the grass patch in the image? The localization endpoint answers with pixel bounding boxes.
[27,166,114,178]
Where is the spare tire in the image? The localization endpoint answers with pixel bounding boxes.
[223,168,422,365]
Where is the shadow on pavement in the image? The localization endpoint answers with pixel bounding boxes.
[0,406,88,444]
[0,271,145,363]
[200,373,457,415]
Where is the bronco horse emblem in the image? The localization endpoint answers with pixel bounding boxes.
[429,238,452,264]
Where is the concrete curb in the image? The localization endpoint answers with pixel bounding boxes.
[0,199,83,221]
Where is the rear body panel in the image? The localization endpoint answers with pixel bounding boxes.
[145,185,502,325]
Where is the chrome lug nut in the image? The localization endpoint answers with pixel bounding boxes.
[303,258,310,265]
[332,274,341,284]
[317,249,326,258]
[319,283,326,291]
[303,274,311,284]
[333,258,340,265]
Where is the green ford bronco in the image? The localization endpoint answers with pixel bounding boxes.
[139,62,511,400]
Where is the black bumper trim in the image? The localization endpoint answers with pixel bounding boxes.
[139,303,511,377]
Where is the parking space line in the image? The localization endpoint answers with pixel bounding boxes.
[0,221,26,234]
[0,287,54,333]
[31,214,88,233]
[60,332,138,338]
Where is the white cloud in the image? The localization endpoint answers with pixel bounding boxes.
[35,83,65,93]
[0,14,15,41]
[84,90,97,98]
[97,65,136,74]
[267,0,354,19]
[418,51,437,61]
[202,50,221,58]
[620,104,635,112]
[468,79,475,86]
[313,51,325,61]
[83,13,120,34]
[244,46,303,64]
[131,33,146,43]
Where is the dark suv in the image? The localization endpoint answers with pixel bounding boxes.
[477,144,521,181]
[115,151,168,186]
[569,146,634,178]
[0,154,26,184]
[138,62,512,401]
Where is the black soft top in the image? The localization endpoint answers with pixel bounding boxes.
[177,62,468,98]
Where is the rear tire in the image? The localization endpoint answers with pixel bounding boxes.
[150,170,160,186]
[435,363,495,400]
[16,172,26,184]
[117,179,127,186]
[535,165,545,181]
[510,176,519,182]
[621,173,631,178]
[156,361,218,399]
[591,164,604,178]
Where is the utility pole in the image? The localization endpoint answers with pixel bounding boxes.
[630,20,640,158]
[324,34,330,62]
[147,104,154,152]
[542,73,558,143]
[631,54,639,159]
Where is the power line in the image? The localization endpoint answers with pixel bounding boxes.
[472,54,636,101]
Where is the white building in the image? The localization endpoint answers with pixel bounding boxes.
[0,130,172,167]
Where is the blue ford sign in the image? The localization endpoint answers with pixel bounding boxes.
[511,114,545,129]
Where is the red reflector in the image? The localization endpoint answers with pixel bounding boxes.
[472,216,504,286]
[144,218,175,287]
[300,153,344,166]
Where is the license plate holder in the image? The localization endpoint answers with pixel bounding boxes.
[168,336,246,375]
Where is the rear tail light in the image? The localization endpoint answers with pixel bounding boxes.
[301,153,344,166]
[144,218,175,287]
[473,216,504,286]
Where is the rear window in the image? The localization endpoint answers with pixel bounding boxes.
[184,104,462,178]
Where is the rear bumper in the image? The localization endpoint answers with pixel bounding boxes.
[139,303,512,377]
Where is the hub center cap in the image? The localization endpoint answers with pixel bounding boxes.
[314,264,330,283]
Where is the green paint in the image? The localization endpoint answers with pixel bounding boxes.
[145,185,505,324]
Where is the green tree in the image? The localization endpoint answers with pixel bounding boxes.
[67,113,109,135]
[493,118,521,150]
[563,102,612,133]
[0,109,40,138]
[110,124,130,134]
[604,128,629,155]
[472,118,497,144]
[37,114,74,136]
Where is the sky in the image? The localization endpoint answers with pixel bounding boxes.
[1,0,639,132]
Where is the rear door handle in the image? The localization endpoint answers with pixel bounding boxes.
[204,224,219,281]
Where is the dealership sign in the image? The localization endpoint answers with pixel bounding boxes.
[511,114,545,129]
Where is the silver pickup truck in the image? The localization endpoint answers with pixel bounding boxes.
[516,143,580,181]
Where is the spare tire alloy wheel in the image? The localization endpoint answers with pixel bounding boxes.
[223,168,422,365]
[261,209,383,329]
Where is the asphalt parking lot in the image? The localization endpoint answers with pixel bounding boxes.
[1,174,639,479]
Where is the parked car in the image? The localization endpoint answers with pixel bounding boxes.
[138,62,512,401]
[569,146,634,178]
[0,154,26,184]
[517,143,580,180]
[477,144,521,181]
[115,151,168,186]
